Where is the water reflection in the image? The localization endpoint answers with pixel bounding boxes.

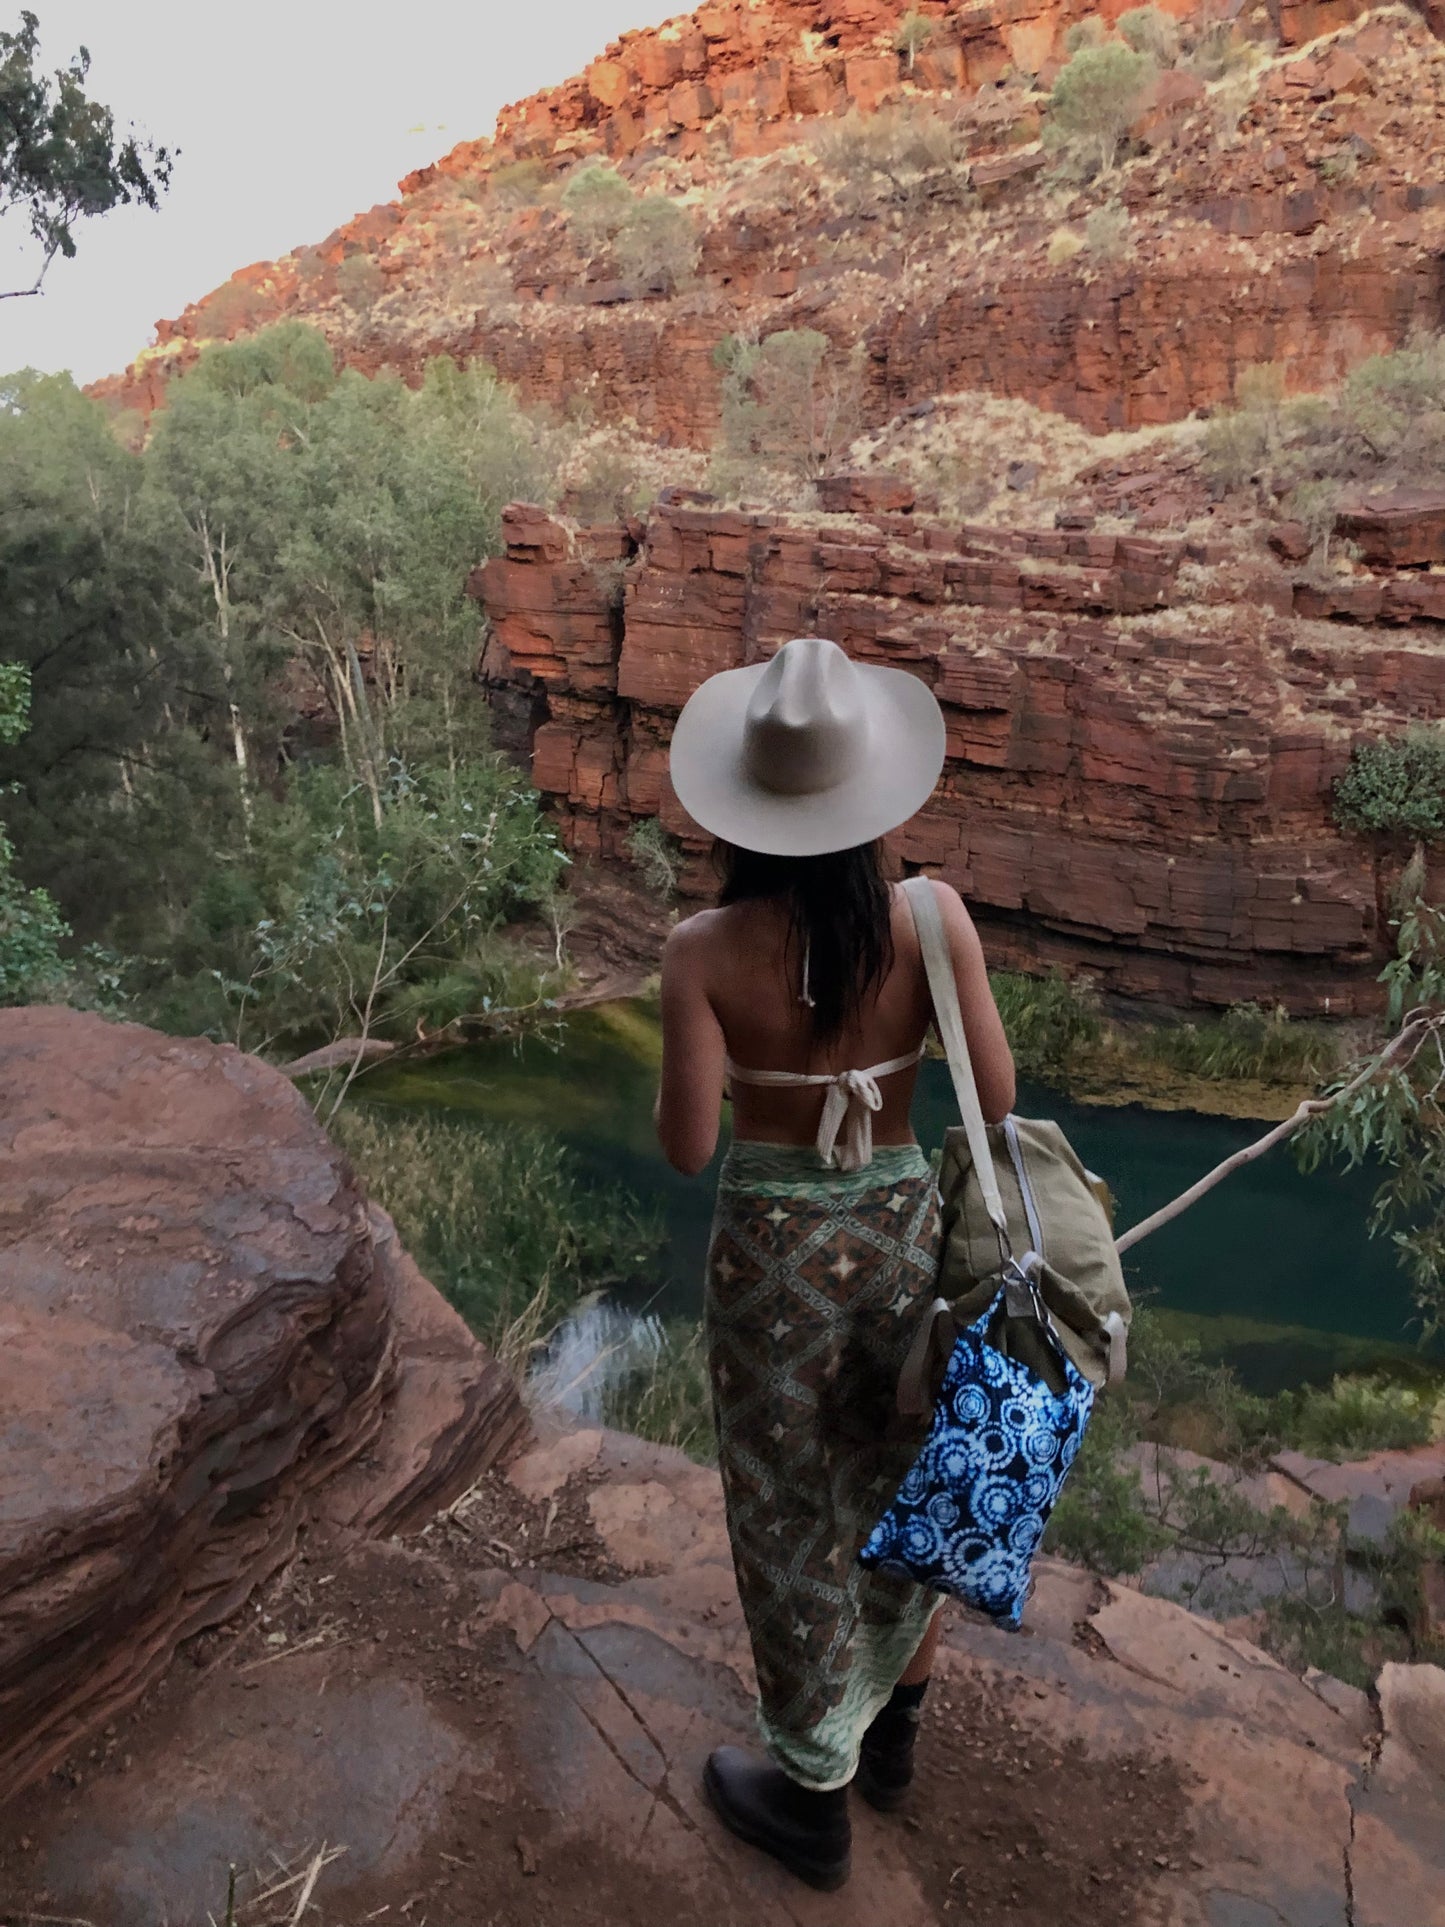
[358,998,1437,1392]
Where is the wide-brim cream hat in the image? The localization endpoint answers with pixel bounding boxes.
[668,636,946,858]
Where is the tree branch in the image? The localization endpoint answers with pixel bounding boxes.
[1115,1013,1439,1255]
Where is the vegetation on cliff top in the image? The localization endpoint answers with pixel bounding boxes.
[1205,339,1445,574]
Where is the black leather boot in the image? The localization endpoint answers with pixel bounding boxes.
[703,1746,851,1890]
[854,1680,927,1812]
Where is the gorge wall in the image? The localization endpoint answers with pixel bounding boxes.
[479,491,1441,1013]
[92,4,1445,444]
[81,0,1445,1011]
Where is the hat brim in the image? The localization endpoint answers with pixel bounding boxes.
[668,658,947,858]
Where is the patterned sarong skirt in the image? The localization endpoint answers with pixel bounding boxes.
[705,1140,941,1790]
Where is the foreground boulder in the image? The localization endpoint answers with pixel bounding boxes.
[0,1009,525,1802]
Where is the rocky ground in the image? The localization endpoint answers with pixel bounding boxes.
[3,1422,1443,1927]
[2,1013,1442,1925]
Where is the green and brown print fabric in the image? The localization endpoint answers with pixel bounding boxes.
[706,1141,941,1790]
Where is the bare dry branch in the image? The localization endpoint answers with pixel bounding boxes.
[1116,1013,1438,1254]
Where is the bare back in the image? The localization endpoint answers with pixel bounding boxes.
[655,879,1015,1177]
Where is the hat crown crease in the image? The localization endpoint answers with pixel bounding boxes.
[744,639,868,797]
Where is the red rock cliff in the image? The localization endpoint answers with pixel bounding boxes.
[91,5,1445,443]
[478,492,1442,1013]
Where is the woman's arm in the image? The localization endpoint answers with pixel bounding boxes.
[655,914,728,1176]
[932,879,1016,1124]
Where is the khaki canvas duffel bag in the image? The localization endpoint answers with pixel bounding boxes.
[898,877,1132,1406]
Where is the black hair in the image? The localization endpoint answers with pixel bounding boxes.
[715,840,895,1044]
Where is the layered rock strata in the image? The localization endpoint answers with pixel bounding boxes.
[92,8,1445,445]
[0,1010,524,1803]
[479,497,1444,1011]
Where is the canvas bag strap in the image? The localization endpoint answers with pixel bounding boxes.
[901,877,1011,1260]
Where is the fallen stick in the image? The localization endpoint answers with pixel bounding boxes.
[1115,1012,1435,1255]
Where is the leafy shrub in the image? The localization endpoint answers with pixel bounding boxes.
[1043,1303,1445,1679]
[814,102,972,214]
[1206,336,1445,502]
[1185,18,1259,82]
[0,823,70,1004]
[1045,1393,1170,1574]
[336,253,384,313]
[452,170,490,206]
[1284,476,1344,574]
[1045,39,1154,174]
[895,9,936,72]
[1063,17,1107,55]
[335,1108,664,1375]
[1137,1003,1339,1085]
[490,158,551,206]
[1084,200,1131,259]
[0,666,70,1004]
[613,198,700,298]
[294,246,329,291]
[1117,5,1179,64]
[1047,225,1086,266]
[0,662,29,746]
[626,816,683,898]
[989,967,1103,1082]
[1271,1375,1436,1459]
[1333,729,1445,844]
[561,162,635,247]
[713,328,865,488]
[1296,870,1445,1339]
[565,443,654,523]
[197,278,264,339]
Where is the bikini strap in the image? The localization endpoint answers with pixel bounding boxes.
[723,1046,925,1172]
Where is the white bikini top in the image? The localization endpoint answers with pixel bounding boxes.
[724,941,925,1174]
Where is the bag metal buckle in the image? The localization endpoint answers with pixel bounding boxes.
[1002,1251,1045,1323]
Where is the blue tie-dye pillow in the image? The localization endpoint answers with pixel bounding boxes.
[859,1286,1095,1629]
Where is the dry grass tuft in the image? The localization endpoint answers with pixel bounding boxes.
[210,1843,349,1927]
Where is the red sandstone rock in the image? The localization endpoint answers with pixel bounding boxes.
[1276,0,1373,44]
[1318,48,1374,95]
[845,51,901,112]
[1269,521,1313,562]
[1336,489,1445,567]
[86,1,1445,449]
[1135,66,1207,144]
[0,1010,523,1803]
[816,469,918,513]
[477,501,1443,1013]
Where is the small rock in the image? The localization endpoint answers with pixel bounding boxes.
[1319,50,1373,98]
[516,1832,540,1876]
[1006,460,1039,492]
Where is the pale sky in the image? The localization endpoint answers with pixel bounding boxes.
[1,1,682,383]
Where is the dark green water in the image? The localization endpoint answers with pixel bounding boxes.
[359,999,1435,1392]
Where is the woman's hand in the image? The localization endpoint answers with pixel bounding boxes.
[655,913,727,1176]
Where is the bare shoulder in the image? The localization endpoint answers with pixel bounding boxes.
[662,907,727,965]
[927,876,976,928]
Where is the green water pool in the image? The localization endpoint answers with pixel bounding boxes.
[356,999,1437,1392]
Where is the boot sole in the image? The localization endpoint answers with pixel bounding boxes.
[854,1754,910,1814]
[702,1757,851,1892]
